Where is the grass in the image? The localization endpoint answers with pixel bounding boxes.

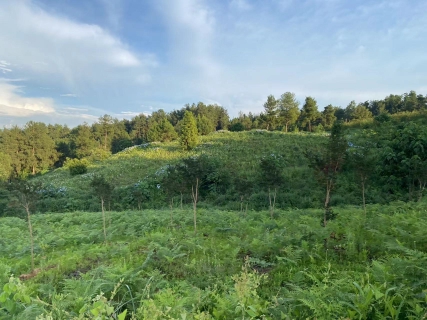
[36,131,326,190]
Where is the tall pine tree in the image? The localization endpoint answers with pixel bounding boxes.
[180,111,198,151]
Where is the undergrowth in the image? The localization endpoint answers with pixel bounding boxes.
[1,201,427,319]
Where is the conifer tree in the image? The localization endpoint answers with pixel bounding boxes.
[300,97,319,132]
[263,95,278,131]
[180,111,198,151]
[278,92,300,132]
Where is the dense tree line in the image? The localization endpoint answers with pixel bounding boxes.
[0,90,426,181]
[0,103,227,180]
[229,90,427,132]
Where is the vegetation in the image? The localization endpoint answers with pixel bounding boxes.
[0,203,427,319]
[1,90,427,318]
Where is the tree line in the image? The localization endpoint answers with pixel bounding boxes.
[229,90,427,132]
[0,90,426,180]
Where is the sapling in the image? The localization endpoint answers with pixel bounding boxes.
[90,174,114,244]
[191,178,199,235]
[8,180,42,272]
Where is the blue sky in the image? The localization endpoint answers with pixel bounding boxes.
[0,0,426,127]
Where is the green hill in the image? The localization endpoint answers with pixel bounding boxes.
[27,131,331,214]
[2,122,427,318]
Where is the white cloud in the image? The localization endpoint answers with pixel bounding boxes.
[61,93,78,97]
[0,81,55,116]
[0,1,156,90]
[0,61,12,73]
[157,0,220,79]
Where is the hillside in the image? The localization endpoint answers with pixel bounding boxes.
[2,121,427,318]
[37,130,325,188]
[24,131,330,214]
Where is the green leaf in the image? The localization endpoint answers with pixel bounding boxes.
[118,309,127,320]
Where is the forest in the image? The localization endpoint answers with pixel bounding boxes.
[0,90,427,319]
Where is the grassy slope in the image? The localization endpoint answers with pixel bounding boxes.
[1,202,427,318]
[36,131,327,191]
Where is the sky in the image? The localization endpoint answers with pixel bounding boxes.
[0,0,426,127]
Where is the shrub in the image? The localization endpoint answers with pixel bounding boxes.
[64,158,89,176]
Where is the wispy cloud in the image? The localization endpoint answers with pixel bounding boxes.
[0,60,12,73]
[61,93,78,97]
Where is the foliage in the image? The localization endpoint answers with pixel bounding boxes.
[65,158,90,176]
[0,202,426,318]
[305,122,347,226]
[180,111,199,151]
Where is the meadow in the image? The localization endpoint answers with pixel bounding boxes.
[0,201,427,319]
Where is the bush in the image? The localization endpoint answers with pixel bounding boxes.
[64,158,89,176]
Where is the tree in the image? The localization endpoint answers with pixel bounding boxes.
[368,100,386,116]
[300,97,319,132]
[131,180,150,210]
[305,122,347,226]
[263,95,278,131]
[259,154,286,218]
[321,105,337,130]
[24,121,57,175]
[90,175,114,244]
[8,180,42,271]
[402,90,418,112]
[197,115,215,135]
[98,115,114,150]
[130,114,149,144]
[347,132,378,216]
[278,92,300,132]
[180,111,199,151]
[158,118,178,142]
[382,122,427,201]
[73,124,97,159]
[0,126,26,178]
[384,94,402,114]
[0,152,12,181]
[344,101,357,121]
[352,104,373,120]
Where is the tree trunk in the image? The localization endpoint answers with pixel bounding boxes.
[285,123,288,133]
[25,204,35,272]
[32,147,36,175]
[418,179,426,202]
[192,179,199,235]
[101,197,107,244]
[170,198,174,226]
[361,179,366,218]
[268,188,277,219]
[180,192,183,209]
[324,181,331,227]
